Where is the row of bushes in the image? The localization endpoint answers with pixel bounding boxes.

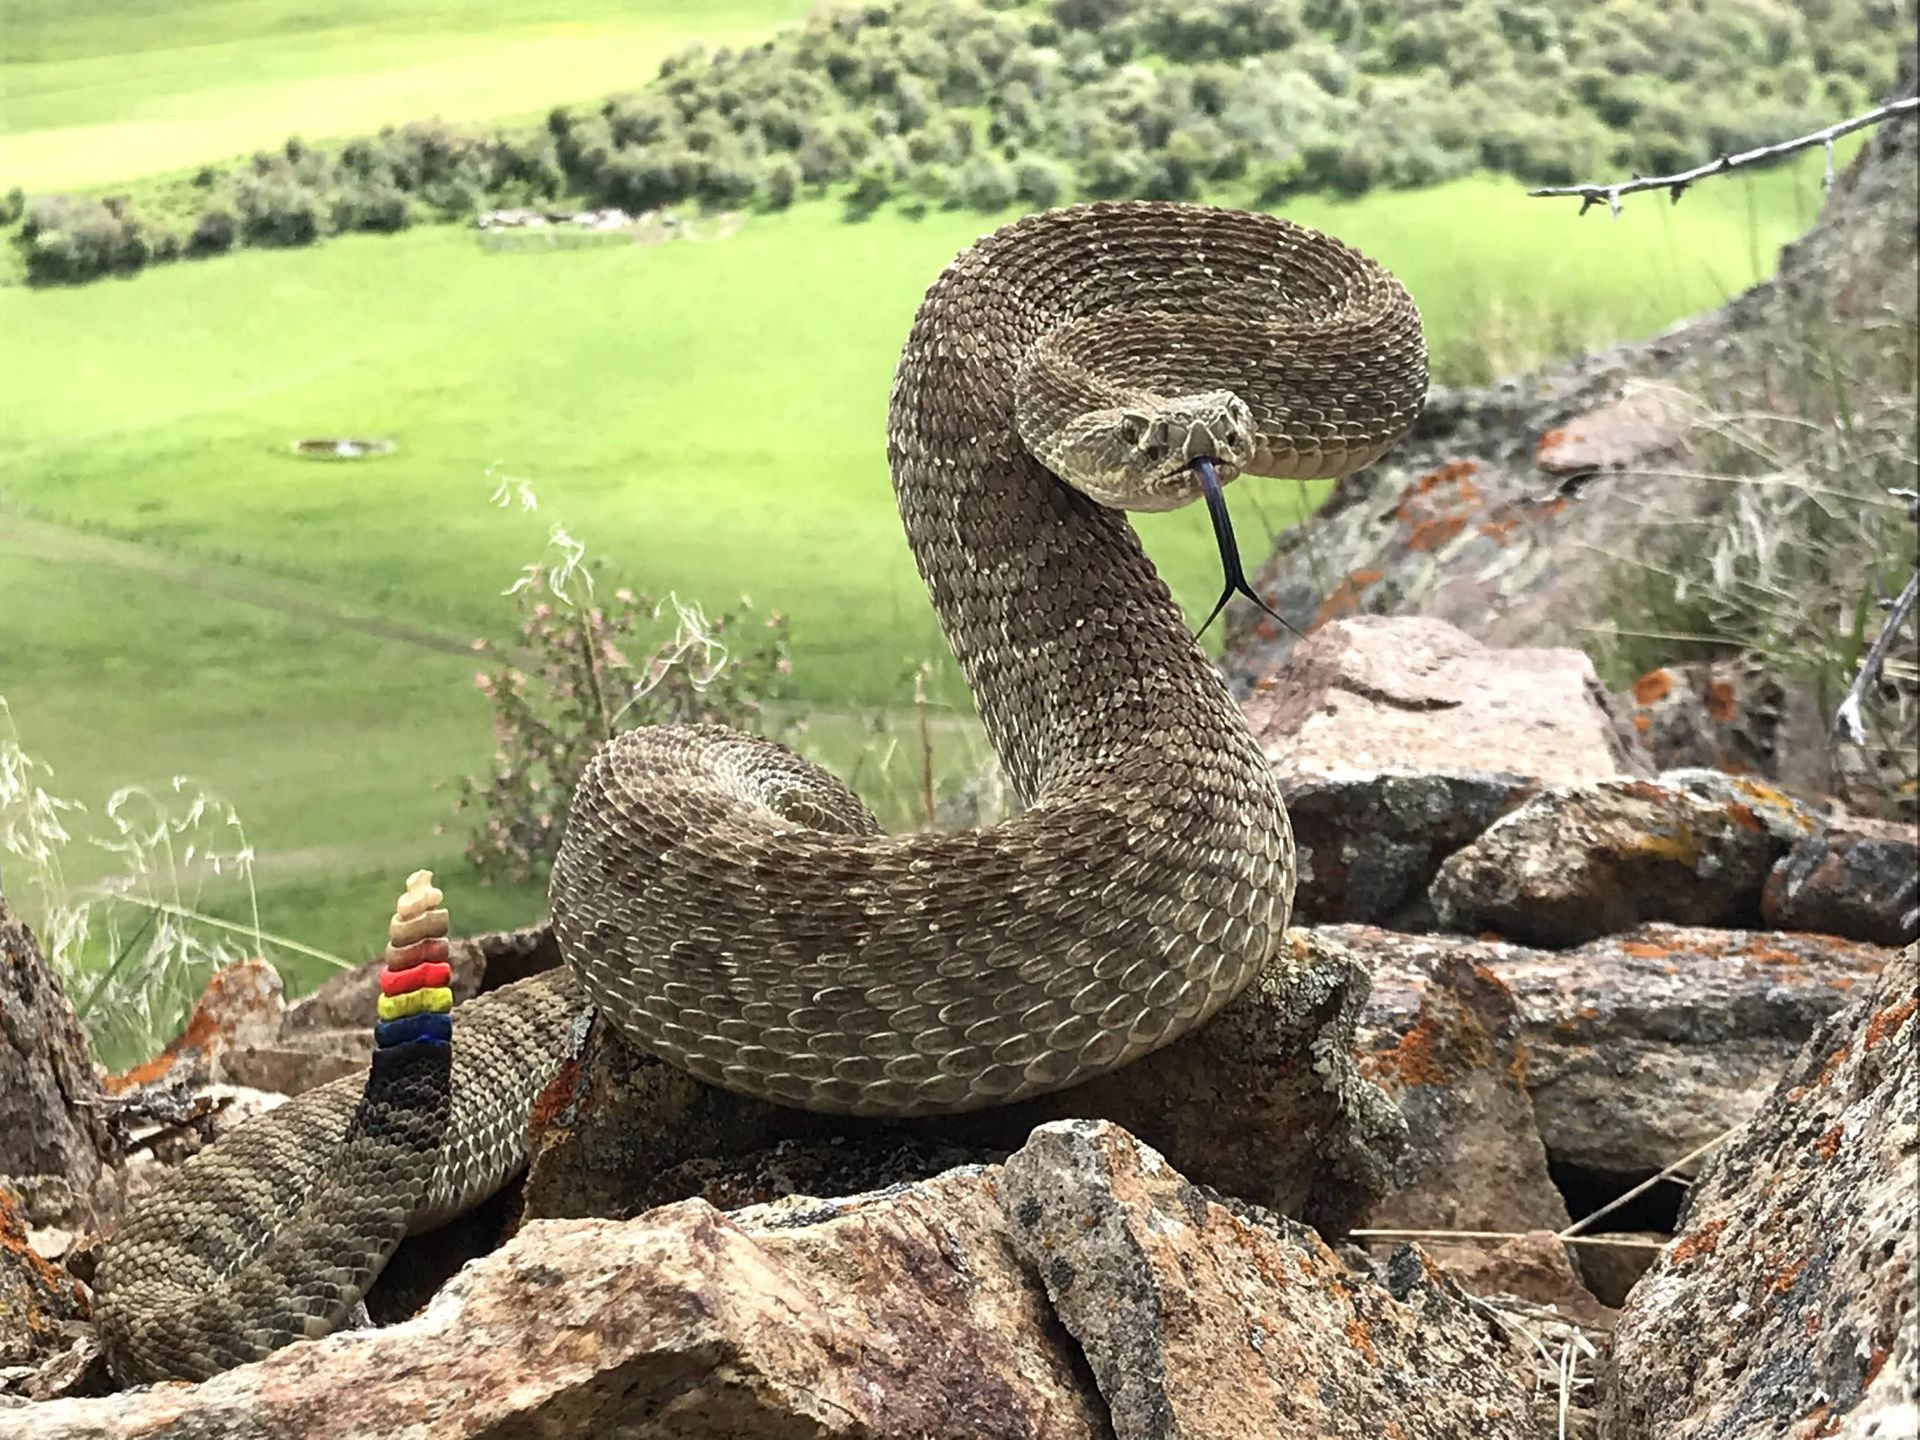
[10,0,1907,284]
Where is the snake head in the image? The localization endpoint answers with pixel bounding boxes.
[1034,389,1257,512]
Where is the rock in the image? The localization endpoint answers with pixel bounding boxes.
[1276,772,1532,927]
[99,957,284,1097]
[526,930,1408,1236]
[1573,1232,1664,1311]
[1615,660,1789,781]
[1432,1230,1613,1329]
[0,1183,87,1375]
[1242,616,1649,924]
[1764,815,1920,946]
[1342,930,1573,1246]
[1248,617,1647,789]
[1218,99,1918,824]
[0,894,121,1226]
[999,1118,1542,1440]
[1487,923,1889,1177]
[1429,778,1782,946]
[1534,386,1696,477]
[1603,943,1919,1439]
[12,1162,1106,1439]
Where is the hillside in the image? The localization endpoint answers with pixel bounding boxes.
[6,0,1908,285]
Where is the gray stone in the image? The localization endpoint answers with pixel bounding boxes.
[1603,944,1919,1438]
[1000,1118,1544,1440]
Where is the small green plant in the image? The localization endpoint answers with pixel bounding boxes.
[453,525,795,883]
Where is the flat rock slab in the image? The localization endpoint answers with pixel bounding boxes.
[1246,616,1646,789]
[1604,944,1919,1438]
[1000,1119,1544,1440]
[1492,924,1892,1176]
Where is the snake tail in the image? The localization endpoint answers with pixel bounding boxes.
[96,872,458,1382]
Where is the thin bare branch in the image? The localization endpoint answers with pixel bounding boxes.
[1560,1127,1737,1238]
[1834,558,1920,745]
[1529,98,1919,216]
[1349,1228,1667,1251]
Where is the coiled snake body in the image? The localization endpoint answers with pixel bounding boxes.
[96,202,1425,1381]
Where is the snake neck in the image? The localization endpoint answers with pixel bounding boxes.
[886,219,1265,809]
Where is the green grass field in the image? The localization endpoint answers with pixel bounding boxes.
[0,0,812,190]
[0,0,1851,1036]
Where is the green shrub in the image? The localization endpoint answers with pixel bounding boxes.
[0,187,24,226]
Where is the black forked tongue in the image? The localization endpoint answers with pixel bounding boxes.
[1193,457,1299,639]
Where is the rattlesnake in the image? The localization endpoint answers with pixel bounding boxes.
[95,201,1426,1383]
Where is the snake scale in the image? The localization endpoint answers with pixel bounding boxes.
[94,201,1426,1383]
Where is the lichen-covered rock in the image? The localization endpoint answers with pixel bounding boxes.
[1242,617,1648,925]
[1603,944,1919,1439]
[0,896,121,1227]
[99,957,285,1097]
[526,930,1407,1235]
[11,1165,1108,1439]
[0,1183,87,1375]
[999,1119,1543,1440]
[1338,930,1572,1246]
[1430,778,1783,946]
[1488,923,1888,1176]
[1764,816,1920,947]
[1616,662,1791,781]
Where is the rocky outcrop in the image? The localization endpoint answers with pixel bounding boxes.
[0,1183,88,1377]
[12,1121,1550,1440]
[1220,94,1919,822]
[1001,1120,1542,1440]
[1603,943,1918,1438]
[1241,616,1648,925]
[0,896,120,1228]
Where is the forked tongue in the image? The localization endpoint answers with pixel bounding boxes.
[1192,457,1298,638]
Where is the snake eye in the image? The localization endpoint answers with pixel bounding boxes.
[1119,414,1148,448]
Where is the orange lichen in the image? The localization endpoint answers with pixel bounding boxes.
[526,1056,584,1134]
[1535,427,1569,457]
[1378,1016,1448,1087]
[1311,567,1386,629]
[1865,996,1916,1050]
[1705,679,1737,721]
[1477,515,1521,546]
[1817,1047,1851,1088]
[1670,1219,1727,1263]
[1770,1259,1805,1295]
[1344,1316,1378,1364]
[1631,669,1675,705]
[1813,1124,1845,1162]
[1622,940,1670,959]
[1404,515,1467,552]
[1725,802,1762,832]
[1865,1347,1891,1386]
[1632,713,1652,733]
